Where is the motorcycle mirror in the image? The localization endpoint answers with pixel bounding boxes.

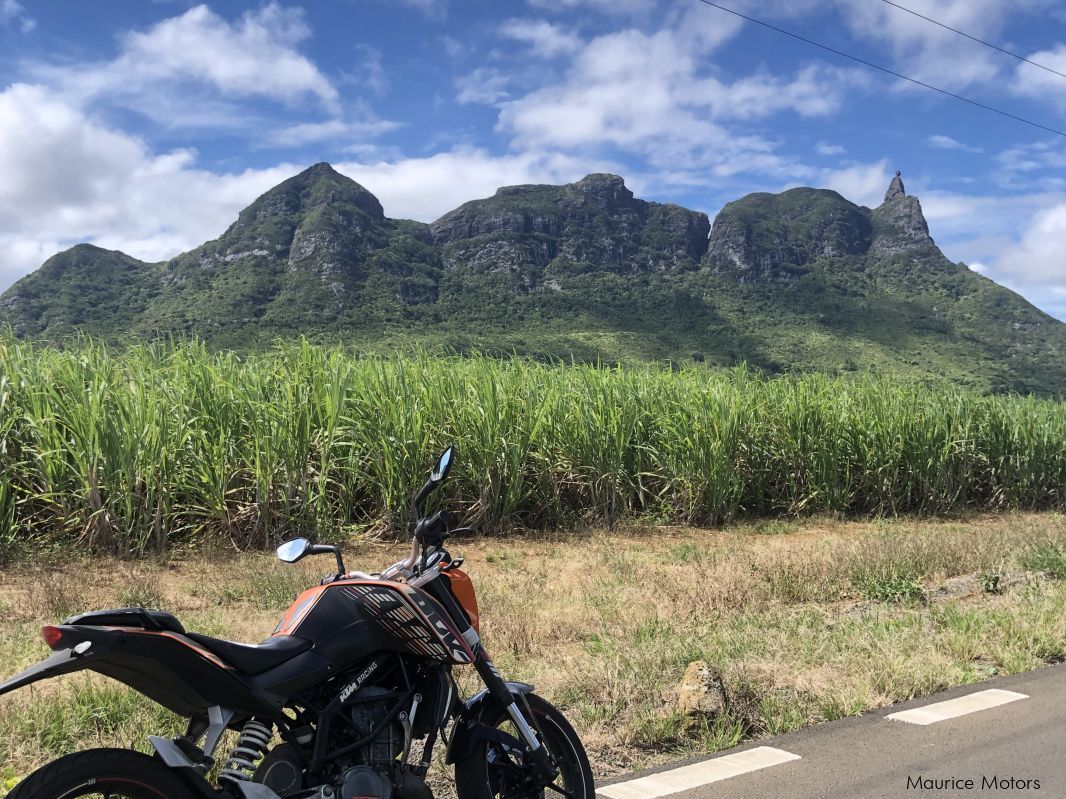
[430,446,455,483]
[276,537,310,563]
[413,446,456,517]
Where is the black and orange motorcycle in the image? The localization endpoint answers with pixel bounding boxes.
[0,447,593,799]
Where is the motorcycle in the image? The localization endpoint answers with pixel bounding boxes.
[1,446,593,799]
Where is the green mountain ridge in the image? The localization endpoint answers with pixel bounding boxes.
[3,163,1064,394]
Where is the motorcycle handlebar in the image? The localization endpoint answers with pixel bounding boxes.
[364,517,472,583]
[377,536,420,580]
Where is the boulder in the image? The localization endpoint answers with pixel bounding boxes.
[678,660,728,717]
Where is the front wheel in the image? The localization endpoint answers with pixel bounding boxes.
[6,749,195,799]
[455,693,594,799]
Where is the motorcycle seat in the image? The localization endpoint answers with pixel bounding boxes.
[185,632,312,675]
[64,607,186,635]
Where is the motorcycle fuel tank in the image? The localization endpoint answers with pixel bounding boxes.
[273,579,474,667]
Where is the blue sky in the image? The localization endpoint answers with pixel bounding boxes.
[2,0,1066,319]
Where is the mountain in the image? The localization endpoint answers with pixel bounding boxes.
[2,163,1064,394]
[0,244,164,338]
[130,162,441,338]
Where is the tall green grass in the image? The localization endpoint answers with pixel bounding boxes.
[0,335,1063,556]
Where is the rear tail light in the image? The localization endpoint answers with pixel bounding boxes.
[40,625,63,648]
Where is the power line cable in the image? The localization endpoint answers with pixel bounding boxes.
[691,0,1066,138]
[879,0,1066,81]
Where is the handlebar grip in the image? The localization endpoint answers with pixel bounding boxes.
[415,509,448,545]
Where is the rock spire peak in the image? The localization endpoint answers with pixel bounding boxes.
[884,170,905,202]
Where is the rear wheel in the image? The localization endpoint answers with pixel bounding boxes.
[455,693,594,799]
[6,749,194,799]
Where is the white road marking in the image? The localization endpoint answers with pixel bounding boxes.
[596,746,801,799]
[886,688,1028,726]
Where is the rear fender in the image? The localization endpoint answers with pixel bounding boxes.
[445,681,534,764]
[0,626,121,698]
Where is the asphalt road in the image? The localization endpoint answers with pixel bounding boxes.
[596,662,1066,798]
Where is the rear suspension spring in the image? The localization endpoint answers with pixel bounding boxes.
[219,718,273,785]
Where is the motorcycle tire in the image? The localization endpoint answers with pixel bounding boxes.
[454,692,595,799]
[6,748,195,799]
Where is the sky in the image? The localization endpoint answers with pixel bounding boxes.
[1,0,1066,319]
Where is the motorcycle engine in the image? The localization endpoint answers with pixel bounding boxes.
[349,687,405,767]
[340,766,394,799]
[254,744,305,796]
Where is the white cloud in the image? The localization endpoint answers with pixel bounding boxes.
[1012,44,1066,112]
[336,148,619,222]
[34,3,339,120]
[498,25,863,171]
[687,65,865,120]
[264,115,401,148]
[658,2,746,54]
[0,83,298,290]
[352,45,390,95]
[817,160,893,207]
[989,201,1066,320]
[994,139,1066,191]
[21,3,398,150]
[920,190,1055,245]
[995,203,1066,288]
[455,68,511,105]
[0,0,34,32]
[829,0,1064,122]
[835,0,1016,91]
[928,134,982,153]
[440,35,464,59]
[816,142,846,156]
[500,18,582,57]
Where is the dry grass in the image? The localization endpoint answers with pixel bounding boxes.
[3,513,1066,784]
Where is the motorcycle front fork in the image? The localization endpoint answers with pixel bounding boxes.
[467,635,556,781]
[472,648,542,751]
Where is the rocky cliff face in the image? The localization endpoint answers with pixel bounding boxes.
[431,173,710,290]
[707,175,945,278]
[144,163,440,333]
[430,185,565,242]
[706,188,873,281]
[870,173,937,256]
[884,171,906,202]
